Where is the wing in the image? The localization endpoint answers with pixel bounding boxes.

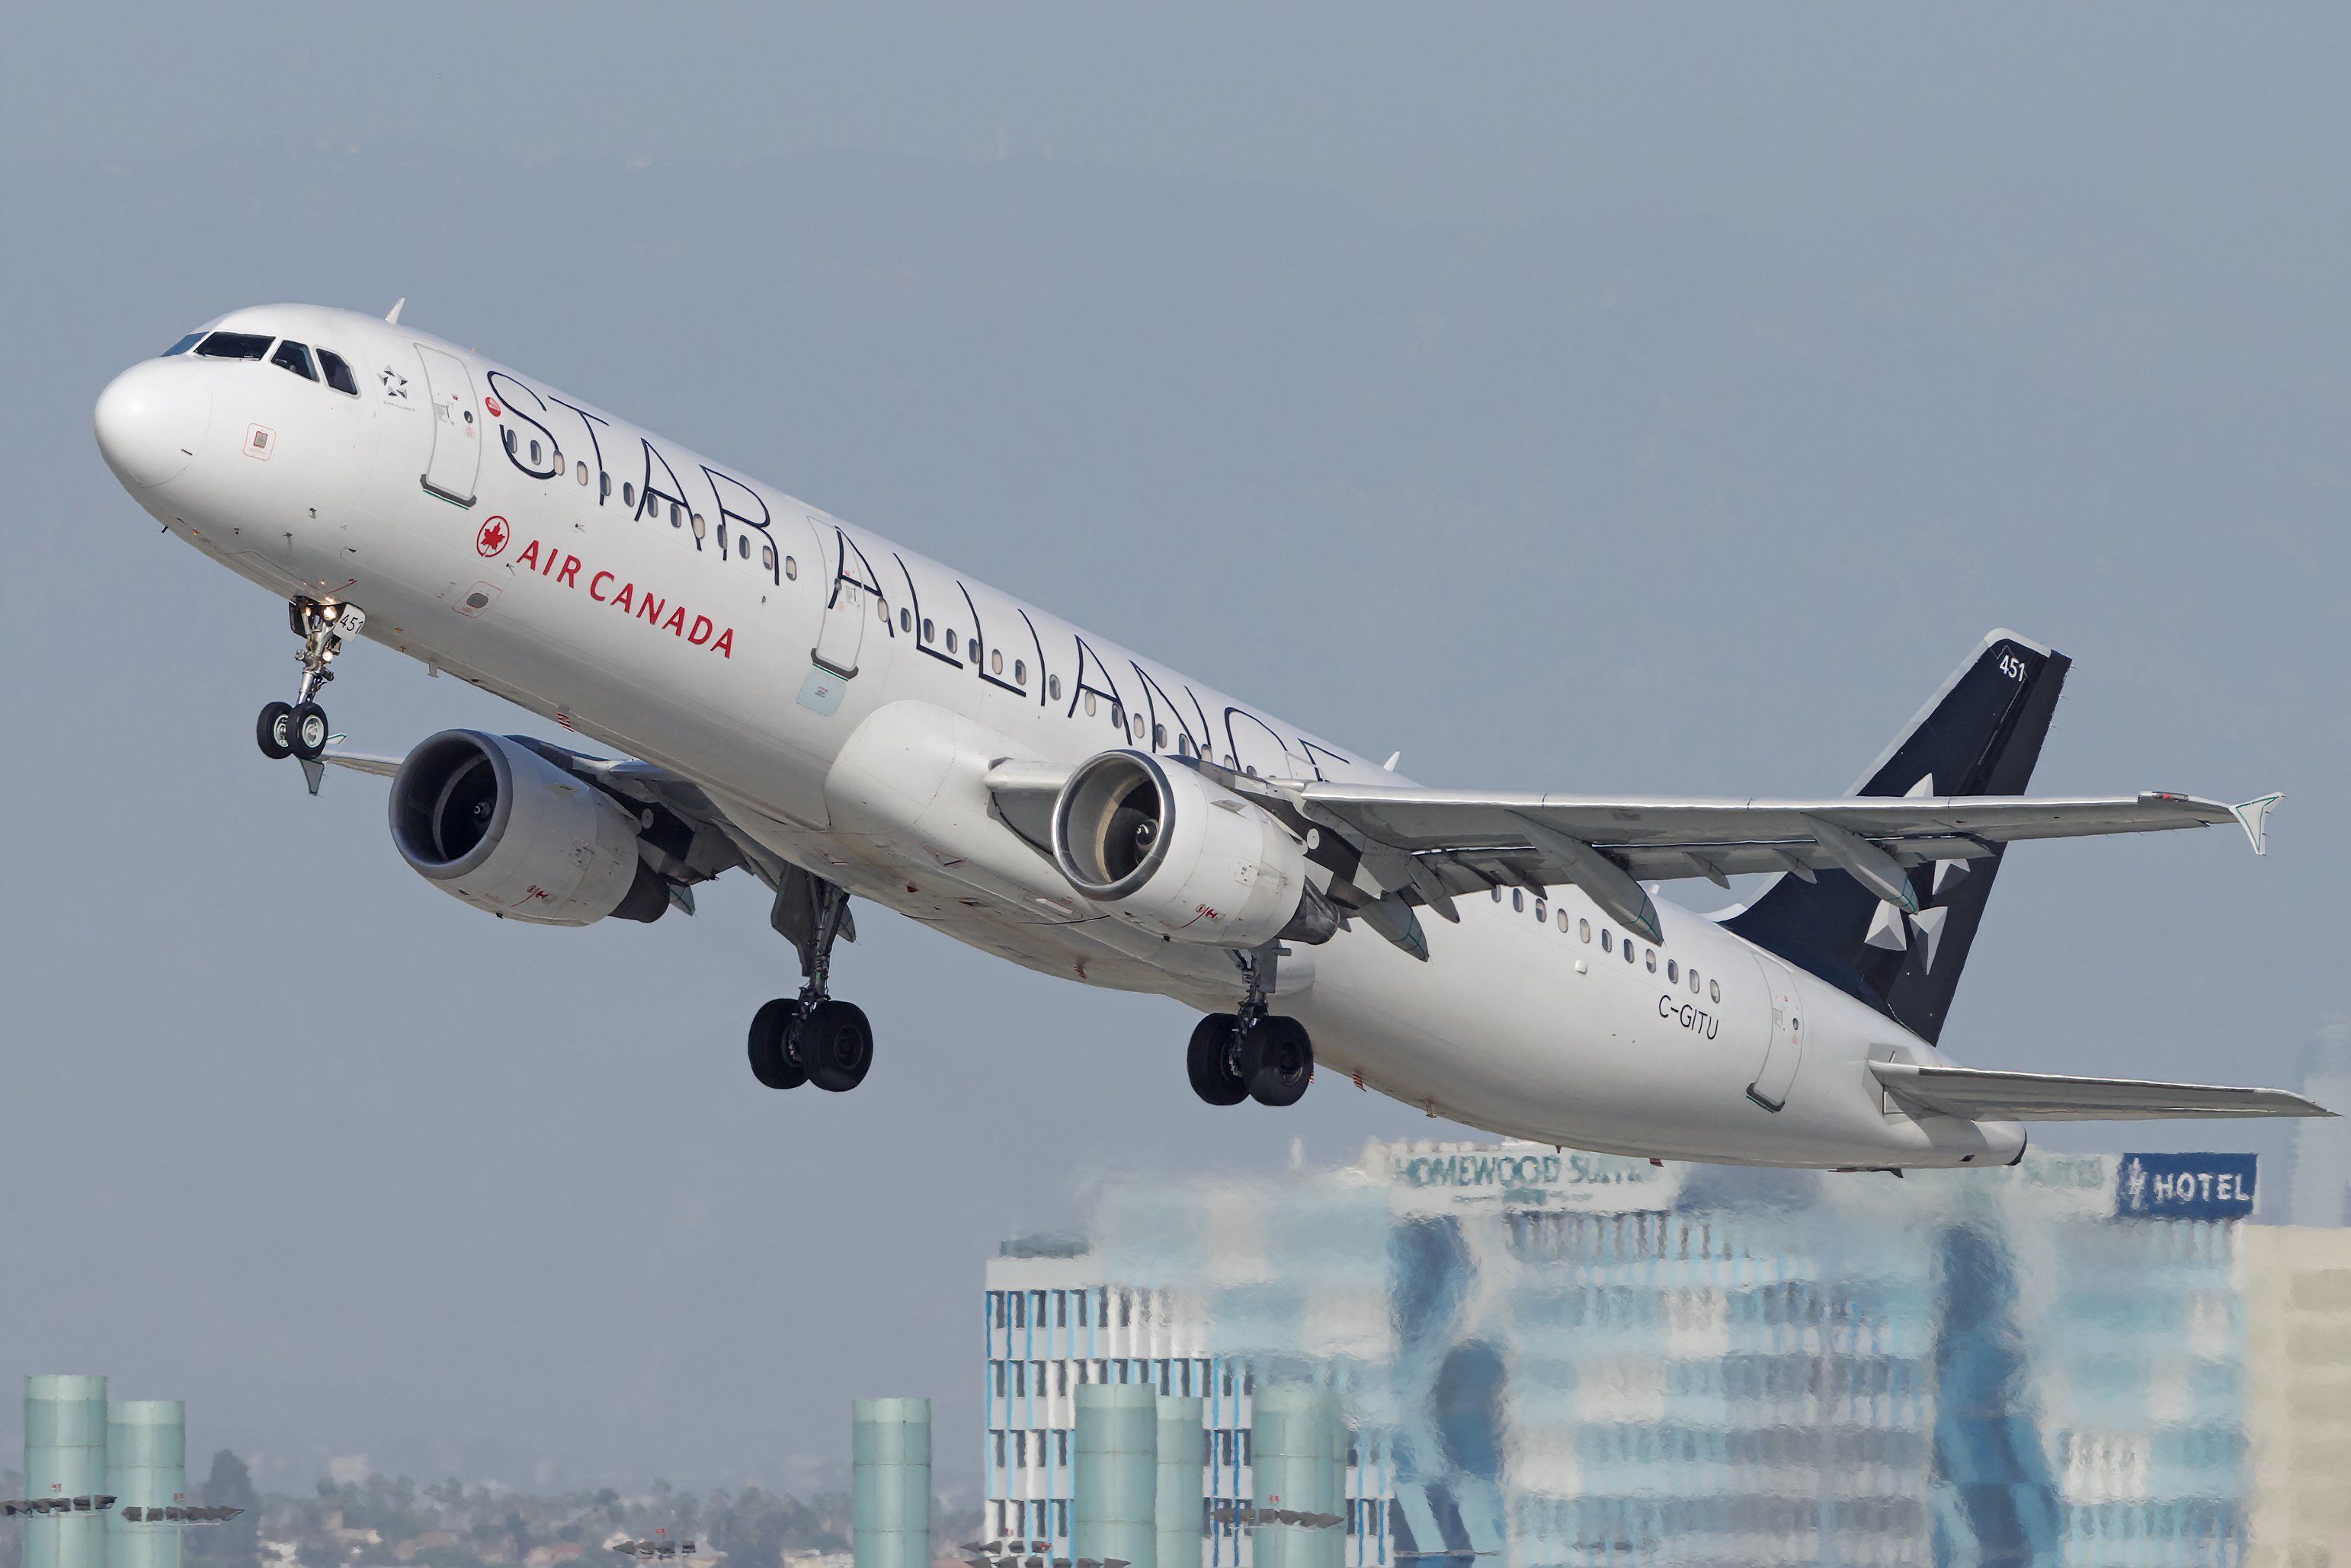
[1870,1061,2335,1121]
[1288,779,2277,941]
[320,748,402,777]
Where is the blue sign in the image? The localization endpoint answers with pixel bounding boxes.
[2115,1153,2257,1220]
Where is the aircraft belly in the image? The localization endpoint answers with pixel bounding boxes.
[1298,907,1671,1144]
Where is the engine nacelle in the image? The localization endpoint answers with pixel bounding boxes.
[1051,749,1315,947]
[388,730,669,926]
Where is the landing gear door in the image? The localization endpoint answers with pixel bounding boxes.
[413,345,481,508]
[1746,953,1806,1111]
[803,517,866,680]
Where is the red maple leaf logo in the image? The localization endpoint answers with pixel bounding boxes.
[476,515,509,558]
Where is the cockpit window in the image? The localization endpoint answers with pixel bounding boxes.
[318,349,359,397]
[162,332,203,357]
[194,331,273,360]
[271,340,318,381]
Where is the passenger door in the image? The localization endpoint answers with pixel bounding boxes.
[1745,953,1807,1111]
[413,344,481,507]
[803,517,866,680]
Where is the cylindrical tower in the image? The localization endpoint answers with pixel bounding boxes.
[24,1375,110,1568]
[107,1400,187,1568]
[1073,1384,1156,1568]
[1153,1397,1204,1568]
[1248,1385,1340,1568]
[851,1398,930,1568]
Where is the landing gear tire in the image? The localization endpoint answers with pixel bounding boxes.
[289,701,330,760]
[1187,1014,1250,1106]
[748,998,808,1090]
[799,999,874,1093]
[256,701,296,760]
[1241,1015,1313,1107]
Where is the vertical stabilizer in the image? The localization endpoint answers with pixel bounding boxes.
[1725,630,2069,1044]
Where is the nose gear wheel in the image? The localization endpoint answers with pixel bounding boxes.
[255,598,364,780]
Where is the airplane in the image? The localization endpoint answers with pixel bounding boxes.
[91,302,2333,1170]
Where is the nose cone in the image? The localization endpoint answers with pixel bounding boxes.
[95,360,211,488]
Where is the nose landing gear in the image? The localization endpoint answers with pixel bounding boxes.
[255,598,364,778]
[747,868,875,1093]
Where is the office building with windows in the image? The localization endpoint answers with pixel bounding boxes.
[985,1138,2333,1567]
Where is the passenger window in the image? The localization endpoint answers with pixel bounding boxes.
[921,618,935,642]
[1709,979,1721,1003]
[786,555,799,581]
[161,331,203,357]
[1690,969,1702,995]
[946,629,959,654]
[690,513,706,541]
[670,503,683,526]
[762,542,777,571]
[899,609,911,632]
[1556,909,1568,933]
[1049,675,1062,700]
[1014,660,1027,684]
[1491,888,1503,903]
[1625,939,1637,964]
[991,649,1004,675]
[1579,919,1590,942]
[1601,929,1613,952]
[195,331,272,360]
[270,340,317,379]
[318,348,359,395]
[1534,899,1547,923]
[738,534,750,560]
[1152,722,1165,747]
[1642,947,1654,971]
[599,472,611,500]
[529,439,543,465]
[876,594,888,620]
[575,461,590,485]
[1510,889,1523,913]
[1084,692,1097,717]
[622,482,636,507]
[1666,960,1678,984]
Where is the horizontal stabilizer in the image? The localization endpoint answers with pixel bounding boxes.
[1872,1061,2335,1121]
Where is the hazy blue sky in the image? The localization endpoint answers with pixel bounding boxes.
[5,3,2346,1496]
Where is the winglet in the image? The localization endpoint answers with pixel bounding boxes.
[2229,793,2283,856]
[385,296,406,325]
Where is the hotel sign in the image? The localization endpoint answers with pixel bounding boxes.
[1385,1144,1680,1213]
[2115,1153,2257,1221]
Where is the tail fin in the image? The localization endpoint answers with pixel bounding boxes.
[1724,629,2070,1044]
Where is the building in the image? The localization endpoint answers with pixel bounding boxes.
[985,1140,2343,1568]
[2285,1022,2351,1227]
[2240,1223,2351,1563]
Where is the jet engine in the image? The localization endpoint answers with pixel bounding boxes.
[388,730,670,926]
[1050,749,1331,947]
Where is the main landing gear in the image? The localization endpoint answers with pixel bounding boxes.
[1187,942,1314,1108]
[255,597,364,764]
[748,868,874,1094]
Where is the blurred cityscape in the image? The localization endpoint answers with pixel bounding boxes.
[13,1042,2348,1568]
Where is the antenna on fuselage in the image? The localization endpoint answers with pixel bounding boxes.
[384,296,406,325]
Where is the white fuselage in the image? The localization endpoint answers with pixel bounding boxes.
[98,303,2025,1169]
